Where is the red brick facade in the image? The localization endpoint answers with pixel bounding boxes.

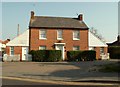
[6,46,22,61]
[95,47,108,60]
[29,28,88,60]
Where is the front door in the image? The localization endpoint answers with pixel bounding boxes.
[22,47,28,61]
[55,45,65,60]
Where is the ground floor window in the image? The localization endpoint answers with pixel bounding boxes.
[10,46,14,55]
[100,47,104,54]
[73,46,80,51]
[39,46,46,50]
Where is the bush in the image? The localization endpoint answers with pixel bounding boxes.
[82,50,96,61]
[67,51,82,61]
[67,50,96,61]
[29,50,36,61]
[108,46,120,59]
[46,50,61,62]
[29,50,61,62]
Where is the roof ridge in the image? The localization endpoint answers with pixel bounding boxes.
[35,16,74,19]
[30,16,88,29]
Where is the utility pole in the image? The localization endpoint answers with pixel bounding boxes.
[17,24,20,36]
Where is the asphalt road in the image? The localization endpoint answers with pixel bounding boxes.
[2,78,119,87]
[2,78,55,85]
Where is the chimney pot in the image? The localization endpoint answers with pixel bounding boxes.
[78,14,83,21]
[31,11,35,19]
[7,39,10,41]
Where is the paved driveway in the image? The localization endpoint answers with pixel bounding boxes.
[2,59,120,82]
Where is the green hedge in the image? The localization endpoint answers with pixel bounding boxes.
[108,46,120,59]
[67,50,96,61]
[29,50,62,62]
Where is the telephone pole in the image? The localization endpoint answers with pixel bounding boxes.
[17,24,20,36]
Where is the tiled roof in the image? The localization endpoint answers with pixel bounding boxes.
[107,41,120,46]
[6,30,29,46]
[107,35,120,46]
[29,16,88,29]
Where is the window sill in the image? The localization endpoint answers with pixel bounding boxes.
[39,38,47,40]
[73,38,80,40]
[57,38,63,40]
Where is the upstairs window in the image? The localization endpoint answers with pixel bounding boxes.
[57,30,63,40]
[10,46,14,55]
[39,29,47,39]
[39,46,46,50]
[73,30,80,40]
[73,46,80,51]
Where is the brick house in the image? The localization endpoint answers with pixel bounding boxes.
[5,11,108,61]
[5,30,30,61]
[29,11,89,60]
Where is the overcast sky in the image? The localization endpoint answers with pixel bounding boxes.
[0,0,119,43]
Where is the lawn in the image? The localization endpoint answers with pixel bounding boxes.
[99,63,120,72]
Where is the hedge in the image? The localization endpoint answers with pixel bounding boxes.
[67,50,96,61]
[29,50,61,62]
[108,46,120,59]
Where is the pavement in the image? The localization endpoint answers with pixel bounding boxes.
[1,59,120,85]
[2,78,119,87]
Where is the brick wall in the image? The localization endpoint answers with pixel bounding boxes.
[6,46,22,61]
[95,47,108,60]
[29,28,88,59]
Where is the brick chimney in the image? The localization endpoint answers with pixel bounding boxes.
[31,11,35,19]
[2,39,10,44]
[78,14,83,21]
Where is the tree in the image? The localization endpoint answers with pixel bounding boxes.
[90,27,106,43]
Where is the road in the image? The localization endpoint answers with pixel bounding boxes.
[2,78,119,87]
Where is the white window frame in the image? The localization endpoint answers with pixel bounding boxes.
[39,46,46,50]
[90,47,96,50]
[73,46,80,51]
[57,30,63,40]
[39,29,47,40]
[73,30,80,40]
[10,46,14,55]
[100,47,104,54]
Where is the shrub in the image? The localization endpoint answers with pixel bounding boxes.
[29,50,62,62]
[82,50,96,61]
[46,50,61,62]
[67,51,82,61]
[108,46,120,59]
[29,50,36,61]
[67,50,96,61]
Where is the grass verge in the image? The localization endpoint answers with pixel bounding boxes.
[99,63,120,72]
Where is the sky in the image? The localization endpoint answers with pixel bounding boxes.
[0,0,119,43]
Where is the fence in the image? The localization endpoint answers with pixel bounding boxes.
[100,53,110,60]
[3,54,32,62]
[3,54,20,62]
